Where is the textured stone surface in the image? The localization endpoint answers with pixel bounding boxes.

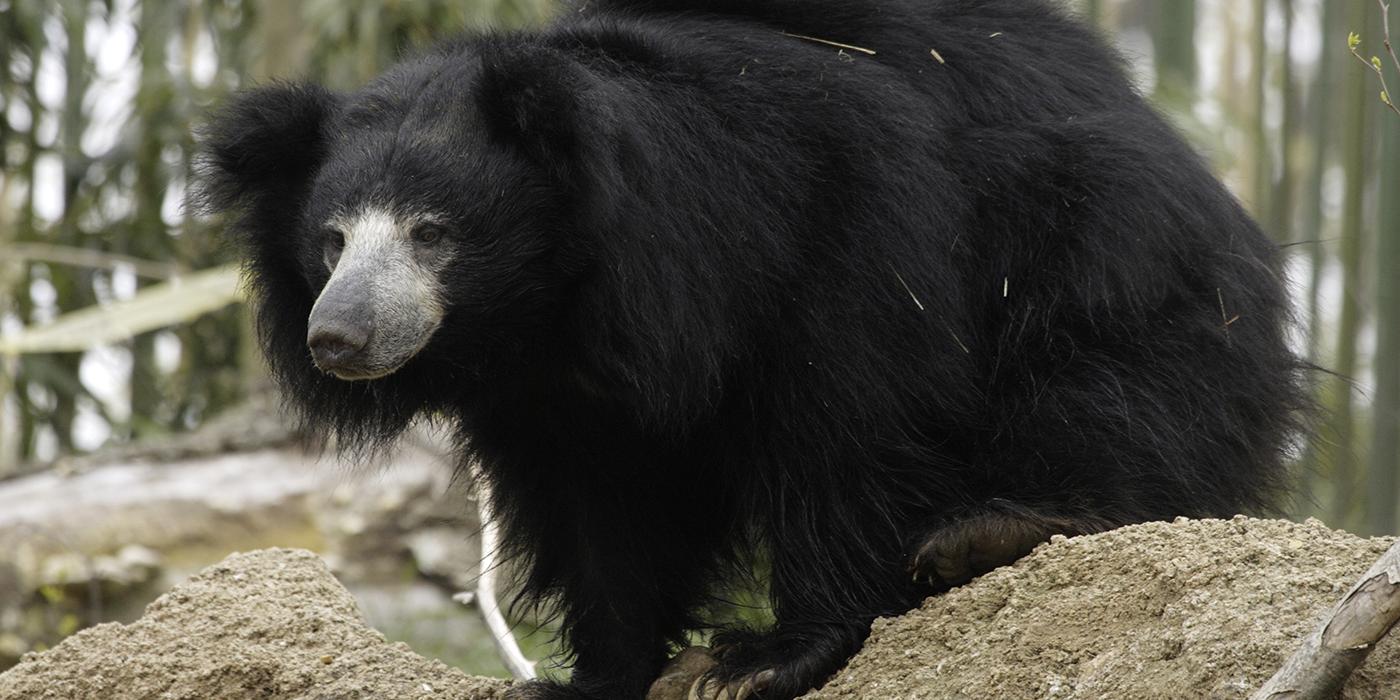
[807,517,1400,700]
[0,548,510,700]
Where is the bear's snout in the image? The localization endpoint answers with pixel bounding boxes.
[306,275,375,378]
[308,321,369,375]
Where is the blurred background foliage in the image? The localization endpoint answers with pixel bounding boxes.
[0,0,1396,532]
[0,0,553,459]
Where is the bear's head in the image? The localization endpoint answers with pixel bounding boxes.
[197,43,623,443]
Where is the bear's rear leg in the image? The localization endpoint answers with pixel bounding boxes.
[910,500,1114,587]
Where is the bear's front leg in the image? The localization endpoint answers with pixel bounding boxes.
[504,626,666,700]
[500,537,713,700]
[694,504,918,699]
[494,461,727,700]
[697,622,870,700]
[501,568,683,700]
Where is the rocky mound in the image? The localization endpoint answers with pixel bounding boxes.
[0,548,509,700]
[2,518,1396,699]
[807,517,1398,699]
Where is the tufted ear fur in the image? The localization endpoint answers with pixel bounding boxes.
[475,45,605,176]
[196,82,338,214]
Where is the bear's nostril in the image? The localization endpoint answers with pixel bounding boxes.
[308,326,368,369]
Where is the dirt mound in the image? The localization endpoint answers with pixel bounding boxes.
[3,518,1396,699]
[807,516,1398,699]
[0,548,510,700]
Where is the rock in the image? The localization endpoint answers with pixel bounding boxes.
[804,517,1400,699]
[0,548,511,700]
[38,544,163,598]
[405,526,480,590]
[0,424,483,665]
[7,518,1400,699]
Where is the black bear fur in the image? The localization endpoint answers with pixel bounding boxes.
[199,1,1306,698]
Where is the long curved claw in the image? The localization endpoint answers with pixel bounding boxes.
[687,668,777,700]
[647,647,718,700]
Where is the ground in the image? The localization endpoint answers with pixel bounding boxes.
[808,516,1399,699]
[0,548,509,700]
[1,517,1396,699]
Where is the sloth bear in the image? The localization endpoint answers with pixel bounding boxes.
[200,1,1304,698]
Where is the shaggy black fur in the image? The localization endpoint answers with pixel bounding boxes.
[199,1,1305,698]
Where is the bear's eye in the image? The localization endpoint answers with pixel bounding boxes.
[411,224,446,246]
[325,229,345,252]
[322,228,345,271]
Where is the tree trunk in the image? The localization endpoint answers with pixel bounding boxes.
[1250,0,1272,220]
[51,0,92,454]
[1268,0,1298,243]
[1327,0,1375,532]
[128,0,175,439]
[1152,0,1197,106]
[1368,53,1400,536]
[1299,0,1343,519]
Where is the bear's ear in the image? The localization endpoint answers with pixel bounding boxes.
[475,46,601,169]
[196,82,338,213]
